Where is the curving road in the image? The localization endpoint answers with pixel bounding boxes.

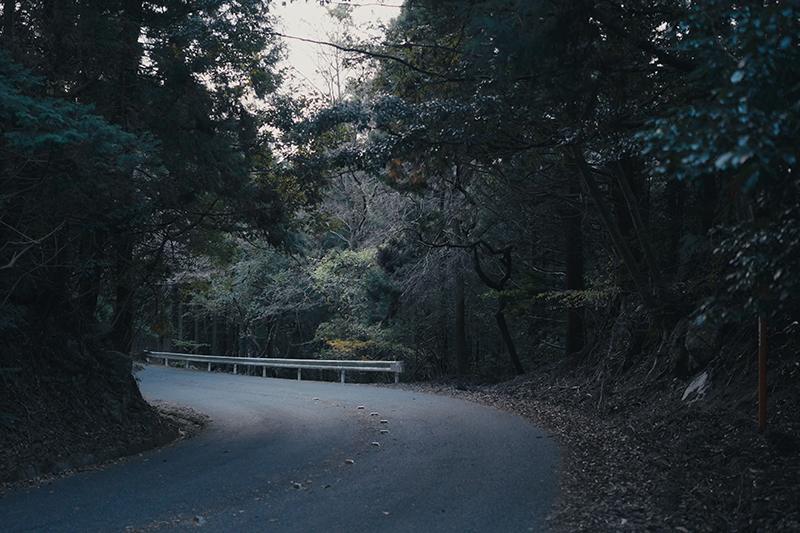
[0,366,560,532]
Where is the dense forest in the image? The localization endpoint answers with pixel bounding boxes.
[1,0,799,528]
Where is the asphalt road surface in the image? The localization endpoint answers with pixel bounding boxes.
[0,366,560,532]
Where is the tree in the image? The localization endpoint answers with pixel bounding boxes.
[295,2,600,371]
[291,0,763,377]
[0,53,146,330]
[638,2,800,325]
[313,4,363,105]
[311,247,406,362]
[0,0,320,355]
[186,242,324,359]
[351,1,712,319]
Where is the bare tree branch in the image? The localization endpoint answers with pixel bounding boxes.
[0,220,66,271]
[272,32,471,82]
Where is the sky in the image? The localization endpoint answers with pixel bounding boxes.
[271,1,404,96]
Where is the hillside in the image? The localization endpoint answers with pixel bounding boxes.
[0,326,198,484]
[393,321,799,532]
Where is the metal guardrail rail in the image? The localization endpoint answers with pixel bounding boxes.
[145,351,404,383]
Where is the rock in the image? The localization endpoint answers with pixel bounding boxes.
[669,317,719,379]
[681,371,709,402]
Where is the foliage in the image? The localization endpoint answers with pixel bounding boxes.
[200,244,317,320]
[315,320,412,361]
[312,248,397,322]
[0,52,150,327]
[276,0,800,382]
[640,3,799,190]
[0,0,323,357]
[712,211,800,323]
[637,2,800,323]
[6,0,799,392]
[182,241,324,357]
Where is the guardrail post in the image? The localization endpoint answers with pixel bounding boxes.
[186,360,190,369]
[208,362,211,372]
[395,371,400,384]
[234,364,238,375]
[262,367,266,378]
[164,357,168,366]
[340,370,345,383]
[297,368,302,381]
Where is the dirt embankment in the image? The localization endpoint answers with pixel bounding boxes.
[0,395,207,493]
[0,328,208,490]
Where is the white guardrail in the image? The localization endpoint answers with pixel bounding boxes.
[145,351,404,384]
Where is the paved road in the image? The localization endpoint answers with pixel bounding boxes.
[0,366,560,532]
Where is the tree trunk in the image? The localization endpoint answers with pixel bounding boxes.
[211,315,218,355]
[700,175,716,234]
[2,0,15,43]
[439,332,450,376]
[177,300,184,351]
[193,304,200,354]
[76,231,106,322]
[454,269,469,376]
[107,0,143,355]
[664,177,685,272]
[266,316,278,358]
[565,168,585,356]
[110,237,135,354]
[471,243,523,375]
[119,0,143,127]
[615,160,665,291]
[496,301,524,375]
[568,145,659,312]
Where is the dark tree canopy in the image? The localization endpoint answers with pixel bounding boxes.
[284,0,800,381]
[0,0,325,350]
